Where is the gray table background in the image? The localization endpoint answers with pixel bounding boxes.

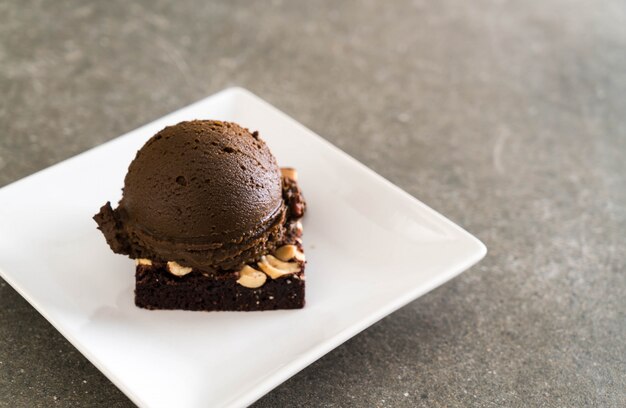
[1,1,625,407]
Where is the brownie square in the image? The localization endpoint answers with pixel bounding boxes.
[135,262,305,311]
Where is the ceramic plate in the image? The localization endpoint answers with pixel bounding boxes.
[0,88,486,408]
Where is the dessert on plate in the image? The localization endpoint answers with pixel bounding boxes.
[94,120,306,311]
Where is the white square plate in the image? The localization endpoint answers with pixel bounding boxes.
[0,88,486,408]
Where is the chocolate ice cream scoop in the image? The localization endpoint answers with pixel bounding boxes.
[94,120,287,271]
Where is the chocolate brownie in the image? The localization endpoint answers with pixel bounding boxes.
[135,262,305,311]
[94,120,308,312]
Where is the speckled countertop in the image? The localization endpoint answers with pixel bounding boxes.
[1,1,625,407]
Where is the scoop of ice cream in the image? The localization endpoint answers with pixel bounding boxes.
[94,120,287,271]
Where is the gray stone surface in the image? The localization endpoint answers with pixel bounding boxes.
[1,0,625,406]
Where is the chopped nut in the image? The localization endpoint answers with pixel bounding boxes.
[236,265,267,288]
[274,245,305,262]
[295,220,303,236]
[167,261,193,276]
[257,255,301,279]
[280,167,298,181]
[135,258,152,266]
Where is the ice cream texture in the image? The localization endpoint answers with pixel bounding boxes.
[94,120,288,272]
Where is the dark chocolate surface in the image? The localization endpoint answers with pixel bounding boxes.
[135,264,305,311]
[94,120,287,271]
[123,121,283,243]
